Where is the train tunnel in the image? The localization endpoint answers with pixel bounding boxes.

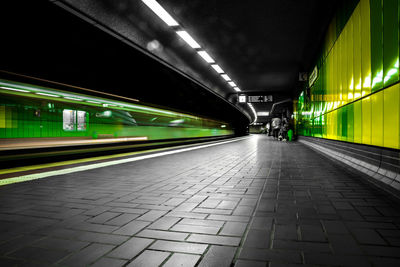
[0,0,399,266]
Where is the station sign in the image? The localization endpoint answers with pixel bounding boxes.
[247,95,273,103]
[309,66,318,87]
[238,95,247,103]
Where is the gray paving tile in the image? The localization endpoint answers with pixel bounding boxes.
[126,250,170,267]
[60,243,115,266]
[31,237,89,252]
[220,221,248,236]
[198,245,236,267]
[239,247,302,264]
[9,246,70,264]
[304,253,371,267]
[243,229,271,248]
[150,240,207,254]
[91,257,127,267]
[113,220,150,235]
[148,216,181,230]
[136,229,188,241]
[351,228,387,245]
[136,210,168,222]
[234,259,267,267]
[162,253,200,267]
[179,218,225,228]
[171,224,220,234]
[105,214,139,226]
[187,234,241,246]
[107,237,154,259]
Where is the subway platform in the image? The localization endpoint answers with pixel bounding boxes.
[0,135,400,267]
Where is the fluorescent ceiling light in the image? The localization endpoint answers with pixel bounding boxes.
[233,87,241,92]
[228,81,237,87]
[197,51,215,63]
[0,86,30,93]
[35,92,59,97]
[64,97,83,101]
[87,100,101,104]
[257,112,270,116]
[211,64,224,74]
[221,74,231,81]
[141,0,179,26]
[176,30,201,49]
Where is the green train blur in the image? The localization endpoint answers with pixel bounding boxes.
[0,79,233,144]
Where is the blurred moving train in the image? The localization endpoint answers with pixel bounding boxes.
[0,79,233,150]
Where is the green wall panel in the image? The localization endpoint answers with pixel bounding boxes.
[370,0,384,92]
[383,0,399,86]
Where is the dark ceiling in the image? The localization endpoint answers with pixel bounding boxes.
[1,0,340,124]
[159,0,338,93]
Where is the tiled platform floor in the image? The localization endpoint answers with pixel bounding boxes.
[0,135,400,266]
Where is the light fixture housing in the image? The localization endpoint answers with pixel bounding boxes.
[221,74,231,81]
[0,86,29,93]
[176,31,201,49]
[35,92,60,98]
[228,81,237,87]
[211,64,224,74]
[197,51,215,63]
[141,0,179,26]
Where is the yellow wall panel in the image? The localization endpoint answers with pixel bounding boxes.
[360,0,371,96]
[362,97,371,144]
[353,4,362,100]
[383,84,400,149]
[371,92,384,147]
[347,16,354,102]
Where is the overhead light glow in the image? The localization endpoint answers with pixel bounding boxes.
[233,87,241,92]
[87,100,101,104]
[64,97,83,101]
[238,95,246,103]
[211,64,224,74]
[257,112,270,116]
[141,0,179,26]
[176,31,201,49]
[221,74,231,81]
[0,86,30,93]
[247,103,257,124]
[228,81,237,87]
[35,92,60,98]
[197,51,215,63]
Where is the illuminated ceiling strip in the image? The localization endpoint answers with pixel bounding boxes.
[228,81,237,87]
[211,64,224,74]
[221,74,231,81]
[64,97,83,101]
[35,92,60,97]
[0,137,248,186]
[86,100,101,104]
[141,0,179,26]
[140,1,245,94]
[0,86,30,93]
[176,30,201,49]
[197,51,215,63]
[233,87,241,92]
